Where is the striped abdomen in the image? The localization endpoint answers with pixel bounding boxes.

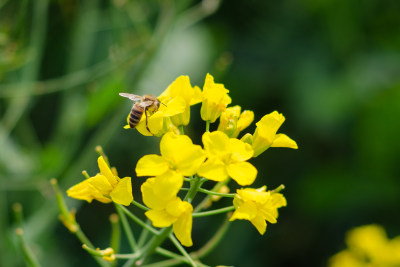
[129,103,144,128]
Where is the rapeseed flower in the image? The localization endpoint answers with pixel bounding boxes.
[200,73,232,123]
[230,186,286,235]
[67,156,133,206]
[136,132,206,178]
[158,75,202,126]
[217,105,254,138]
[198,131,257,186]
[142,174,193,247]
[241,111,298,157]
[329,225,400,267]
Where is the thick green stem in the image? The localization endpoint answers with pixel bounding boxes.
[184,176,204,203]
[205,121,210,132]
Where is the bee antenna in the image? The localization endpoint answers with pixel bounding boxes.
[161,102,167,107]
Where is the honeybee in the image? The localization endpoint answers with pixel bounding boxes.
[119,93,164,134]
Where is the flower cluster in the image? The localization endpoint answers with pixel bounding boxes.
[65,74,297,264]
[329,225,400,267]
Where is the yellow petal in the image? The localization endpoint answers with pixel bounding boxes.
[197,158,228,182]
[230,201,257,221]
[98,156,118,186]
[88,174,113,195]
[171,106,190,126]
[202,131,230,159]
[110,177,133,206]
[136,112,164,136]
[173,203,193,247]
[270,193,287,208]
[200,74,232,123]
[145,209,177,228]
[250,214,267,235]
[162,96,186,117]
[152,171,184,200]
[237,110,254,131]
[190,86,202,105]
[227,162,257,186]
[141,172,183,210]
[136,154,169,177]
[160,132,206,176]
[271,133,298,149]
[167,76,194,105]
[258,207,278,224]
[252,111,285,156]
[229,138,254,162]
[67,178,112,204]
[67,180,96,203]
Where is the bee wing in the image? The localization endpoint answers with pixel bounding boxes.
[119,93,143,102]
[141,100,155,107]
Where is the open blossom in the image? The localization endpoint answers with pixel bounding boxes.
[241,111,298,157]
[67,156,133,206]
[217,105,254,138]
[230,186,286,235]
[158,75,202,126]
[200,73,232,123]
[198,131,257,186]
[136,132,206,179]
[141,172,193,247]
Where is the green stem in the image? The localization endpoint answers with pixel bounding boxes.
[137,220,151,248]
[138,227,172,264]
[114,252,141,259]
[155,247,185,260]
[205,121,210,132]
[272,184,285,193]
[115,204,138,252]
[109,214,121,267]
[15,228,41,267]
[184,175,204,203]
[197,188,235,198]
[132,200,150,211]
[117,204,158,235]
[169,234,197,267]
[192,206,235,218]
[194,179,230,212]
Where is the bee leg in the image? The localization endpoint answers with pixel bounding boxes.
[145,109,153,135]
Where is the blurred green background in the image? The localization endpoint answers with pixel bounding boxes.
[1,0,400,266]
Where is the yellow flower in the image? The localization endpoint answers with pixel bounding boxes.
[136,132,206,178]
[230,186,286,235]
[329,225,400,267]
[197,131,257,186]
[158,75,202,126]
[67,156,133,206]
[241,111,298,157]
[217,105,254,138]
[200,73,232,123]
[131,94,186,137]
[141,173,193,247]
